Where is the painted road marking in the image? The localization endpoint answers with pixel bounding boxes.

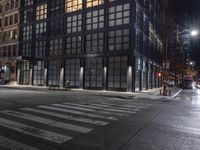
[64,102,139,112]
[174,97,181,101]
[38,105,117,121]
[0,117,72,144]
[100,102,148,109]
[0,135,40,150]
[54,104,128,116]
[172,89,182,98]
[2,110,92,134]
[88,104,138,113]
[20,107,108,126]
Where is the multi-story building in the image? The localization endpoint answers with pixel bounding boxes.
[0,0,20,82]
[18,0,166,92]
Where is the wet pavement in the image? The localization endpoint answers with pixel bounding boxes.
[0,88,199,150]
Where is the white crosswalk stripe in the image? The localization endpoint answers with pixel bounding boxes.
[63,102,139,112]
[87,103,139,113]
[99,102,149,109]
[0,117,72,144]
[20,107,108,126]
[0,101,149,149]
[174,96,181,101]
[1,110,92,133]
[53,104,130,116]
[38,105,118,121]
[0,135,40,150]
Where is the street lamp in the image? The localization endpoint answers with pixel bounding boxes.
[191,30,199,37]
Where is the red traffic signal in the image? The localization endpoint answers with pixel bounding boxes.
[158,72,162,77]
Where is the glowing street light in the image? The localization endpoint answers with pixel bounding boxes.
[191,30,199,37]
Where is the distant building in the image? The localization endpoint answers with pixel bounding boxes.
[0,0,20,82]
[18,0,167,92]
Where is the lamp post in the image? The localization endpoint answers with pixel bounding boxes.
[191,30,199,37]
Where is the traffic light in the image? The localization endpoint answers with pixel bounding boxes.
[158,72,162,77]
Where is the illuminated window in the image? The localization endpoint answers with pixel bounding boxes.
[36,3,47,20]
[86,0,104,8]
[65,0,82,13]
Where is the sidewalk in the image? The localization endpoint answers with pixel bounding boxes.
[0,84,181,100]
[134,86,182,100]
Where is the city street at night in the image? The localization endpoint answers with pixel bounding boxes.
[0,88,199,150]
[0,0,200,149]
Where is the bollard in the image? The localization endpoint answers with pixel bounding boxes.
[169,90,171,96]
[160,89,162,95]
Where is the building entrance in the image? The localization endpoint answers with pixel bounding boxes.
[84,57,103,89]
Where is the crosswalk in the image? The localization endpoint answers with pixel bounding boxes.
[0,101,151,150]
[174,96,191,101]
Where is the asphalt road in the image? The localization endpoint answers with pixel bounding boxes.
[0,88,199,150]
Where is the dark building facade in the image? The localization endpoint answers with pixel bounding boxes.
[18,0,165,92]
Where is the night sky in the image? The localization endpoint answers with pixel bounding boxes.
[169,0,200,67]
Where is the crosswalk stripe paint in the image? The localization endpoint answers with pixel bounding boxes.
[63,102,137,112]
[175,97,181,101]
[0,135,40,150]
[2,110,92,134]
[53,104,96,112]
[87,104,138,113]
[20,107,108,126]
[53,104,128,116]
[100,103,148,109]
[38,105,117,121]
[0,117,72,144]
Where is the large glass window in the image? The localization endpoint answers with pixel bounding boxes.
[109,3,130,26]
[86,9,104,30]
[35,22,47,39]
[50,0,63,16]
[66,14,82,33]
[86,0,104,8]
[36,3,47,20]
[135,58,141,91]
[66,35,81,55]
[49,38,63,56]
[22,42,32,57]
[48,60,60,86]
[65,59,80,87]
[86,32,104,53]
[21,61,30,85]
[33,61,45,86]
[85,57,103,88]
[65,0,82,13]
[23,8,33,24]
[22,25,32,41]
[50,18,63,36]
[35,40,46,58]
[108,29,129,51]
[108,56,127,90]
[24,0,33,7]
